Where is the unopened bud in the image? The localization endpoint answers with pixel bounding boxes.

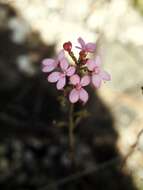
[63,41,72,53]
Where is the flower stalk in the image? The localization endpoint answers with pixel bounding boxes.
[69,103,75,161]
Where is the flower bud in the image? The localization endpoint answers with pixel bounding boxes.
[63,41,72,53]
[79,50,87,62]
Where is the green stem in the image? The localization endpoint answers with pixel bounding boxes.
[69,103,75,161]
[69,51,78,65]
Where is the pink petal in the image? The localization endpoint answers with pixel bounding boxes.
[81,75,90,86]
[42,65,55,73]
[79,88,89,103]
[85,43,96,53]
[48,72,61,83]
[42,58,54,66]
[70,74,80,85]
[92,75,102,88]
[77,37,85,49]
[66,66,75,76]
[42,59,56,72]
[95,56,101,66]
[86,59,96,71]
[60,58,69,71]
[101,70,111,81]
[56,77,66,90]
[69,89,79,103]
[57,49,65,60]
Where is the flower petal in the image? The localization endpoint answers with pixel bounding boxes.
[48,72,60,82]
[42,59,56,72]
[66,66,75,76]
[85,43,96,53]
[95,56,101,66]
[86,59,96,71]
[77,37,85,49]
[101,70,111,81]
[81,75,90,86]
[57,49,65,60]
[42,65,55,73]
[79,88,89,103]
[92,75,102,88]
[70,74,80,85]
[42,58,55,66]
[60,58,69,71]
[69,89,79,103]
[56,77,66,90]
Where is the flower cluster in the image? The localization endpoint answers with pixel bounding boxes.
[42,37,111,104]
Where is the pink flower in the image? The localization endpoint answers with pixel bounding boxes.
[69,74,90,103]
[42,50,65,73]
[86,56,111,88]
[76,37,96,53]
[48,58,75,90]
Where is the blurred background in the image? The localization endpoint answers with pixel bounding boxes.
[0,0,143,189]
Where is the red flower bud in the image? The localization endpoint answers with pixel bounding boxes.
[79,50,87,60]
[63,41,72,53]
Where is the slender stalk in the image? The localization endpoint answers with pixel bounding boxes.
[69,51,78,65]
[69,103,75,161]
